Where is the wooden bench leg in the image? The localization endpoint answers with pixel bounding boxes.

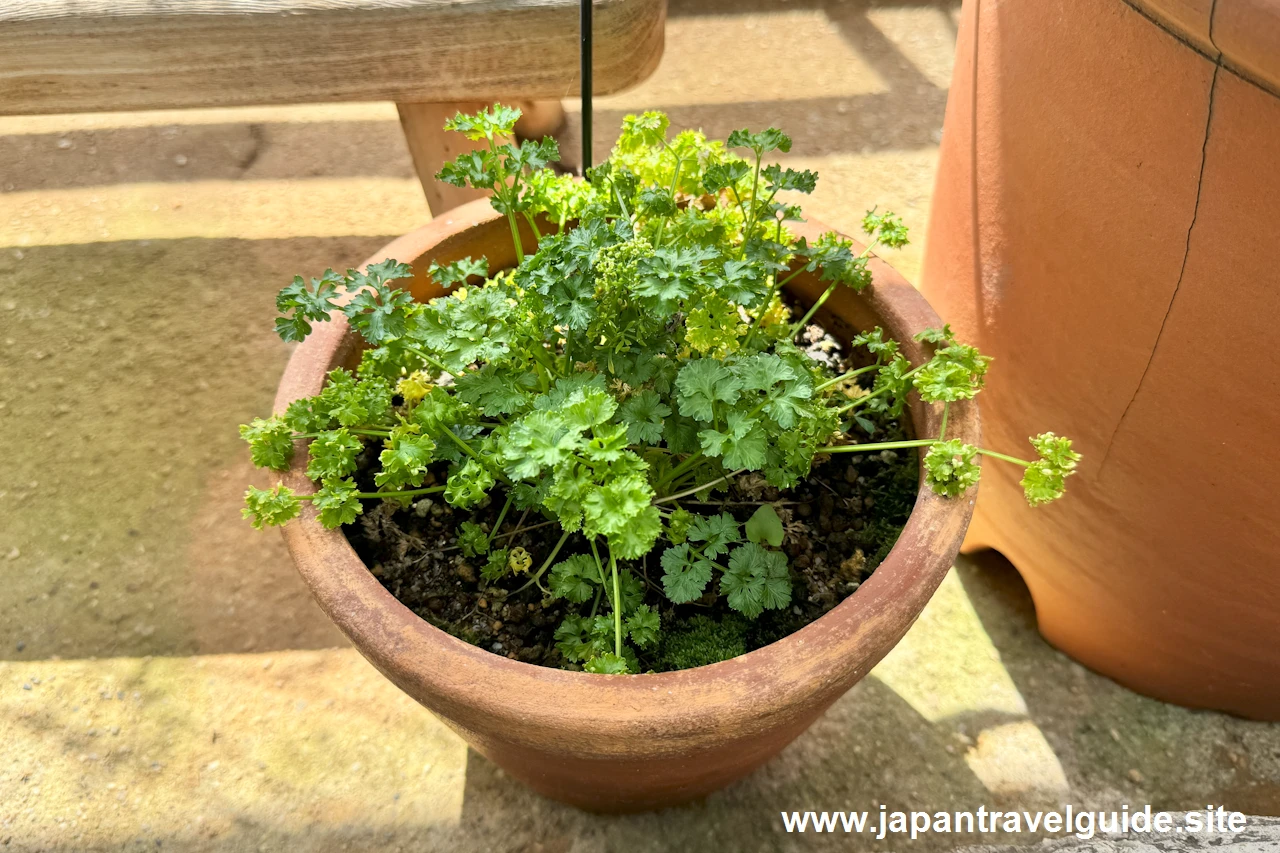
[514,100,566,142]
[397,101,492,216]
[398,100,568,216]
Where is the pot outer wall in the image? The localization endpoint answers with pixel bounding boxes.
[922,0,1280,718]
[275,200,980,811]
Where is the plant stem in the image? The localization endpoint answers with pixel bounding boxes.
[485,135,525,263]
[791,239,880,335]
[439,425,513,486]
[614,185,631,222]
[486,492,515,547]
[507,214,525,264]
[836,364,925,413]
[658,451,705,491]
[303,485,445,501]
[522,211,544,242]
[488,518,559,542]
[815,364,879,393]
[654,468,747,504]
[976,448,1034,467]
[653,149,683,248]
[293,427,392,439]
[609,550,623,657]
[405,345,455,377]
[937,401,951,442]
[588,538,609,594]
[815,439,936,454]
[729,186,749,235]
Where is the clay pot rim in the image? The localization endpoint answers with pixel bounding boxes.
[274,200,978,735]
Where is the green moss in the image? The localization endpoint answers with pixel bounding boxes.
[655,614,749,671]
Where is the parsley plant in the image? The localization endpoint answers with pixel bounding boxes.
[242,106,1078,673]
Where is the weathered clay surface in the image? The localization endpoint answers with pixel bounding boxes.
[922,0,1280,718]
[274,199,979,811]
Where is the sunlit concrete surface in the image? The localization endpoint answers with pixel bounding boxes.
[3,0,1278,850]
[871,572,1070,800]
[0,180,431,246]
[0,651,468,849]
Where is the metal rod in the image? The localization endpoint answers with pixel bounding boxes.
[580,0,593,172]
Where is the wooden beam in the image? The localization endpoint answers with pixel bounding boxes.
[0,0,666,115]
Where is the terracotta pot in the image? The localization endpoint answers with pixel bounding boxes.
[921,0,1280,718]
[274,198,979,810]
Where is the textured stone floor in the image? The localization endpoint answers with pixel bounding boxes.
[2,1,1278,850]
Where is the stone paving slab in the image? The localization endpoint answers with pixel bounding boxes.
[4,563,1279,851]
[970,817,1280,852]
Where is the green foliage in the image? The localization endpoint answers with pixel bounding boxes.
[445,458,495,509]
[660,542,714,603]
[242,484,301,530]
[720,542,791,618]
[480,548,510,582]
[457,521,489,558]
[625,604,661,648]
[924,440,982,497]
[913,341,992,403]
[240,105,1075,674]
[306,429,361,480]
[744,504,785,547]
[862,208,910,249]
[313,478,363,527]
[427,256,488,290]
[240,417,294,471]
[1022,432,1081,506]
[548,554,599,603]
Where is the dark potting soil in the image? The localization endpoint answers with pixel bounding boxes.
[344,324,919,673]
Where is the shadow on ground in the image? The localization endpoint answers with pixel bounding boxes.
[0,238,371,661]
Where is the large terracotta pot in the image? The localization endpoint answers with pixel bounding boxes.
[922,0,1280,718]
[273,199,979,810]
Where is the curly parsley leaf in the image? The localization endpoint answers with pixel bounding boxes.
[313,478,363,527]
[626,604,661,648]
[306,429,362,481]
[274,270,341,342]
[549,554,599,603]
[457,520,489,558]
[242,484,301,529]
[924,439,981,497]
[445,458,495,509]
[675,360,743,421]
[617,390,671,445]
[240,417,295,471]
[1021,432,1081,506]
[584,652,631,674]
[861,208,910,249]
[376,429,437,489]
